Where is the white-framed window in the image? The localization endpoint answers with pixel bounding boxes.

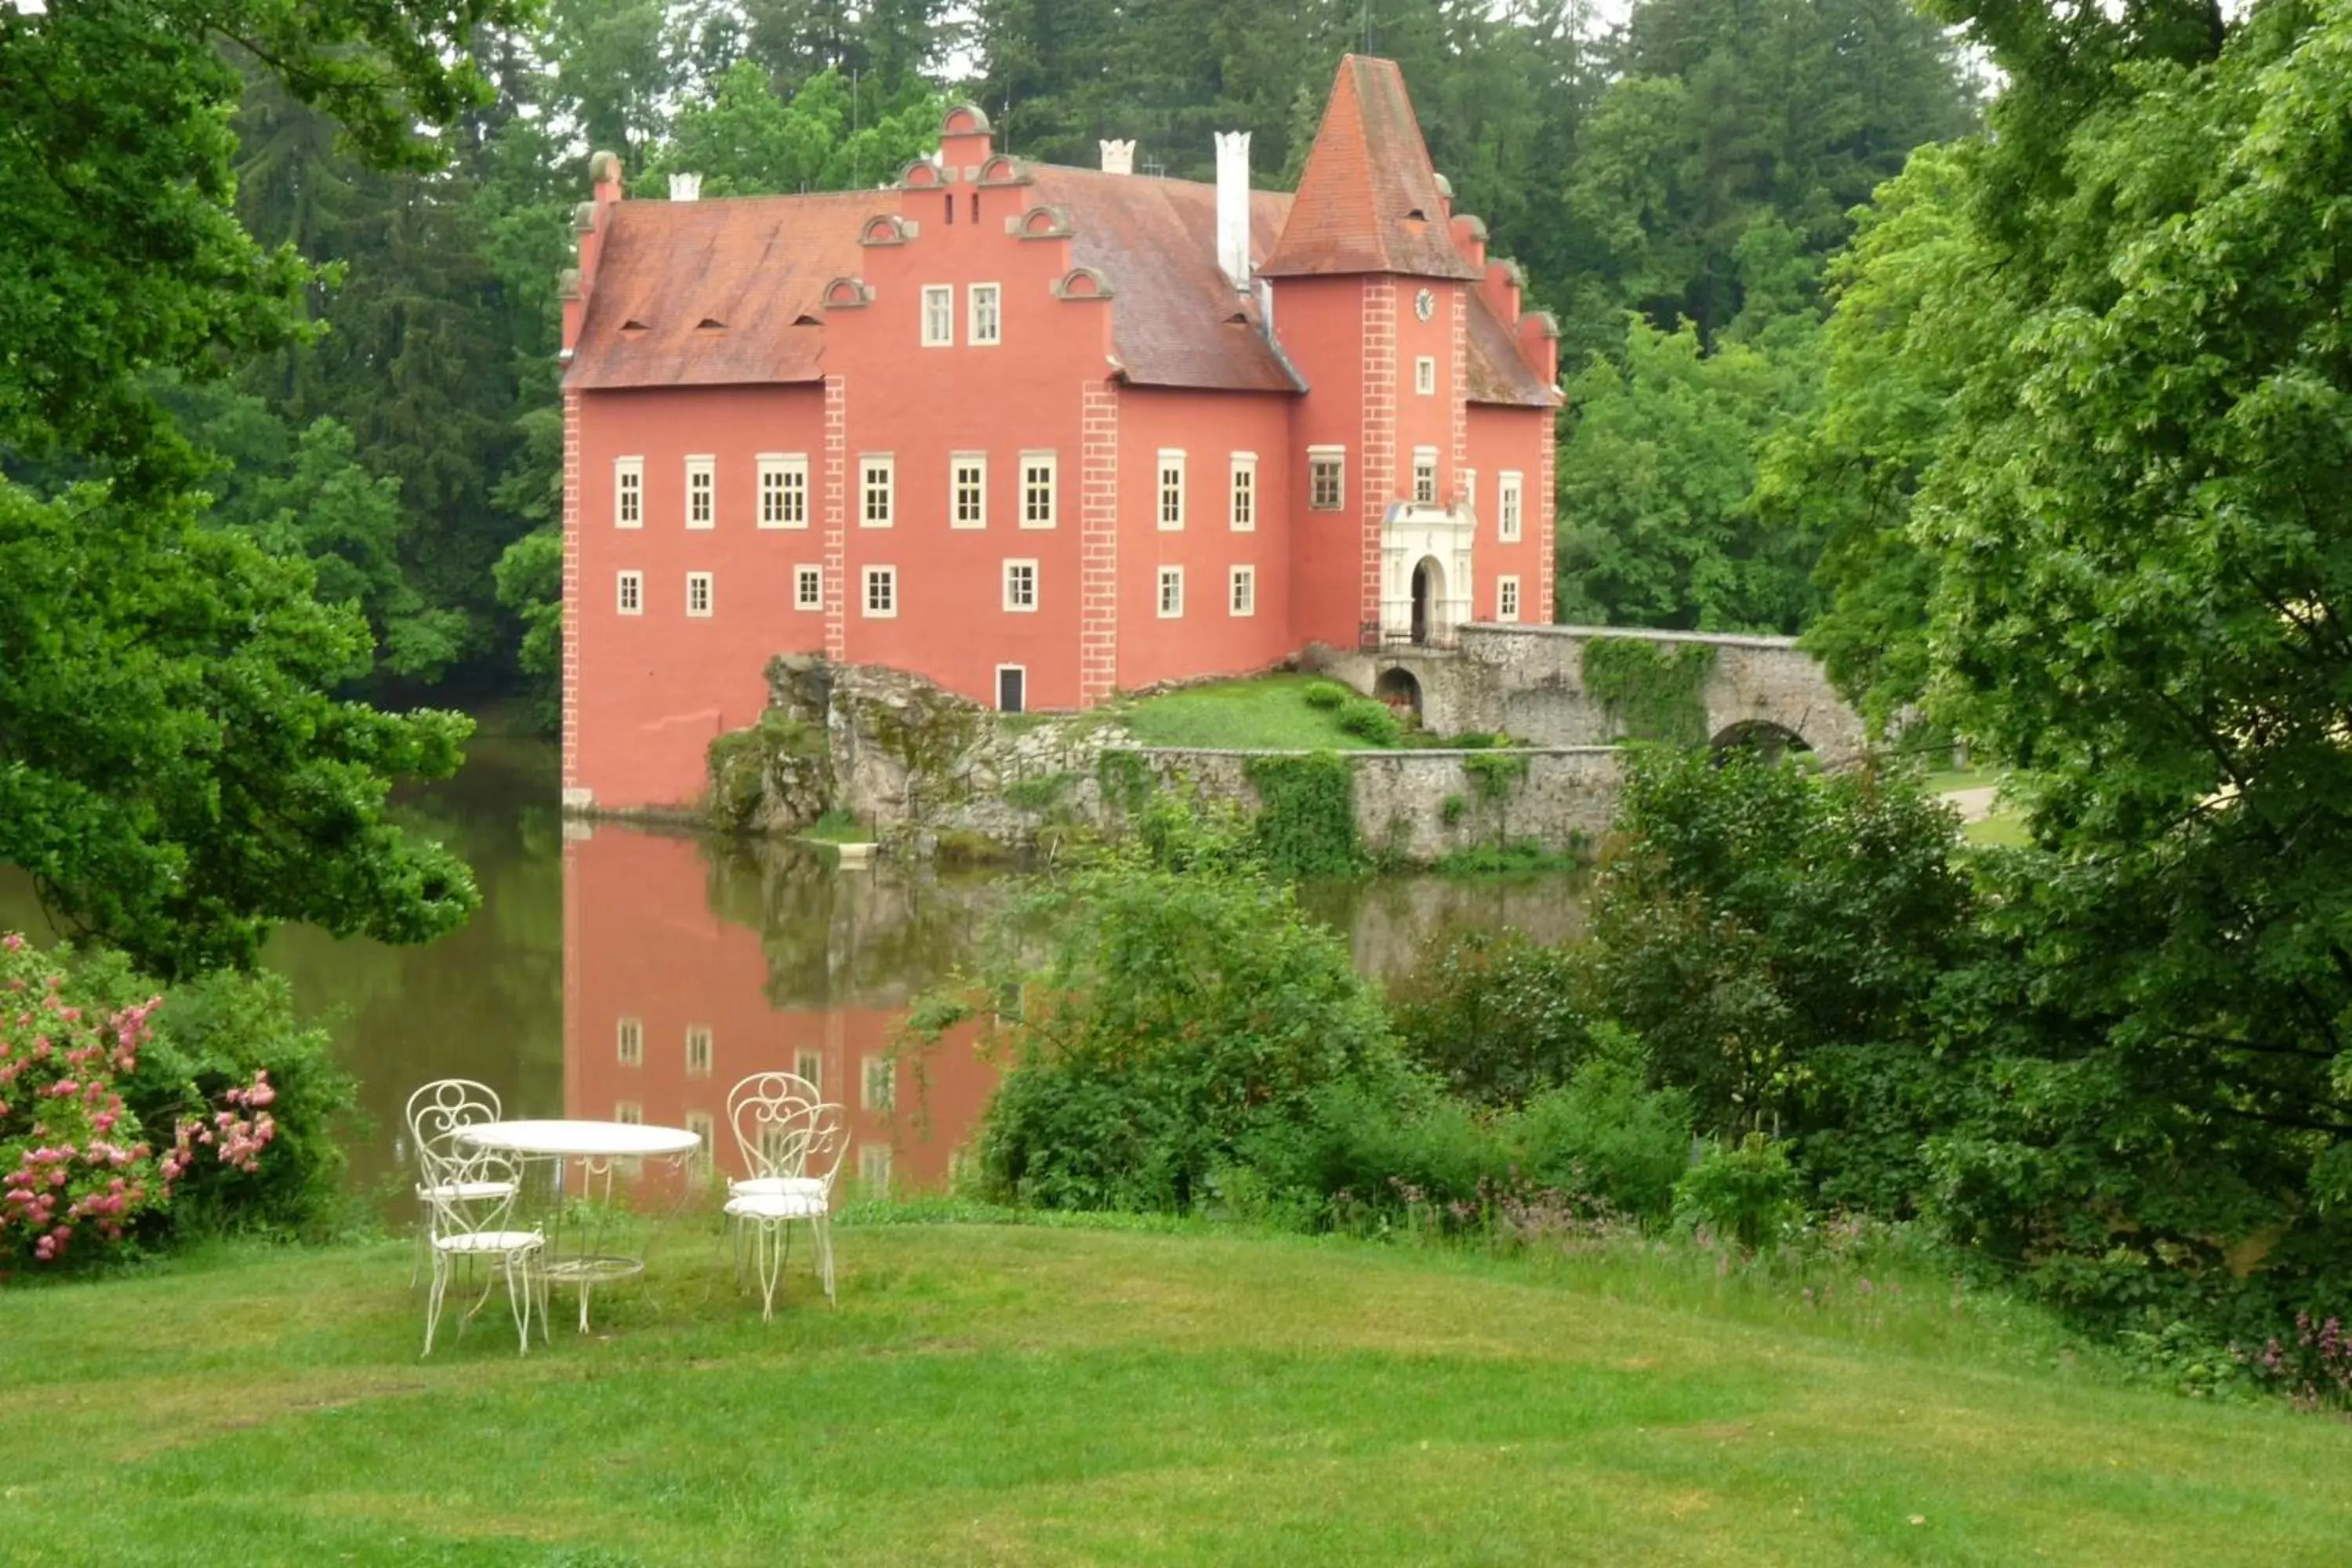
[1003,558,1038,612]
[862,565,897,618]
[1499,470,1524,542]
[1415,355,1437,396]
[951,453,986,529]
[862,1054,895,1111]
[615,570,643,615]
[859,1143,893,1193]
[1020,452,1057,528]
[794,565,822,611]
[861,455,894,528]
[615,1101,644,1126]
[684,1024,712,1078]
[615,457,643,528]
[794,1050,823,1094]
[685,456,715,528]
[1497,575,1522,622]
[1229,565,1256,617]
[1229,453,1257,532]
[758,454,808,528]
[1157,567,1184,618]
[685,1110,715,1158]
[969,282,1002,346]
[1308,445,1345,510]
[616,1016,643,1065]
[686,571,713,617]
[1413,447,1439,505]
[921,284,953,346]
[1157,449,1185,531]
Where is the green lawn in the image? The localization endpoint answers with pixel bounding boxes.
[7,1221,2349,1566]
[1119,674,1371,750]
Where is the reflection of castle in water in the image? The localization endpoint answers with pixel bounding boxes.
[563,824,1591,1194]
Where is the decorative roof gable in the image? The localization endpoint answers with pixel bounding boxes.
[1259,56,1481,281]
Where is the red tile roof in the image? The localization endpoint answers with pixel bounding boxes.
[1259,56,1482,282]
[1465,292,1558,408]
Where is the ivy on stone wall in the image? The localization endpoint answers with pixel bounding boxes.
[1243,753,1365,877]
[1581,638,1718,746]
[705,711,829,833]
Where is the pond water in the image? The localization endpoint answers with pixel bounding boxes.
[0,737,1588,1203]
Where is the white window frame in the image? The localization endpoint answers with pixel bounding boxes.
[615,457,644,528]
[615,570,643,616]
[1157,566,1185,619]
[615,1101,644,1126]
[1229,452,1257,532]
[757,453,808,529]
[1229,565,1256,617]
[968,282,1002,346]
[685,1110,715,1157]
[794,1050,823,1093]
[793,564,822,612]
[1020,451,1057,529]
[1308,445,1345,511]
[862,1054,895,1110]
[1415,355,1437,396]
[950,452,987,530]
[1498,575,1522,622]
[1499,470,1524,543]
[616,1016,642,1065]
[684,1024,713,1078]
[860,454,895,528]
[1413,446,1439,505]
[686,570,713,618]
[921,284,954,347]
[859,1143,892,1192]
[1157,449,1185,532]
[862,565,898,619]
[685,456,715,529]
[1003,557,1039,613]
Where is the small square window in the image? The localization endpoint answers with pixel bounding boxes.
[1157,450,1185,531]
[615,458,643,528]
[921,285,953,346]
[758,455,808,528]
[1229,454,1256,532]
[1230,565,1256,617]
[863,565,897,618]
[862,1054,895,1111]
[615,570,642,615]
[616,1016,643,1065]
[685,1024,712,1077]
[952,453,986,529]
[686,571,713,618]
[1157,567,1184,619]
[1308,447,1345,511]
[794,565,822,611]
[970,283,1002,346]
[1021,452,1056,528]
[1413,448,1439,506]
[1004,558,1038,612]
[861,456,894,528]
[685,456,714,529]
[1499,470,1524,543]
[1498,575,1522,622]
[794,1050,823,1094]
[1415,356,1437,395]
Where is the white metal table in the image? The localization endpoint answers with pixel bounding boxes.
[456,1119,701,1332]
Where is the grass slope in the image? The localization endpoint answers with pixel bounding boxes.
[6,1224,2348,1566]
[1119,675,1370,751]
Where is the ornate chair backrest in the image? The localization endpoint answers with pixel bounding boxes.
[727,1072,821,1182]
[422,1147,527,1240]
[406,1079,503,1189]
[800,1103,852,1197]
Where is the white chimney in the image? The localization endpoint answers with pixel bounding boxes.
[1100,139,1136,175]
[668,172,702,202]
[1214,131,1251,292]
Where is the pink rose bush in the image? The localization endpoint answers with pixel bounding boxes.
[0,933,277,1267]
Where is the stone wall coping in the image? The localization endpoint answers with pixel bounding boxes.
[1461,622,1802,652]
[1108,745,1624,760]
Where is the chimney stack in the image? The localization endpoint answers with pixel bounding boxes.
[1100,139,1136,175]
[1214,131,1252,292]
[668,172,702,202]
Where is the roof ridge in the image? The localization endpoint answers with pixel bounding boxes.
[1260,55,1479,281]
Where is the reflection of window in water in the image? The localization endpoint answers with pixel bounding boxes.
[685,1024,713,1078]
[794,1050,823,1094]
[617,1016,643,1065]
[996,983,1024,1024]
[758,1123,802,1175]
[862,1054,895,1111]
[685,1110,714,1160]
[615,1101,643,1125]
[859,1144,892,1194]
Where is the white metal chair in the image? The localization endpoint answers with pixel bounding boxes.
[722,1071,823,1200]
[724,1102,848,1320]
[404,1080,517,1287]
[418,1145,546,1356]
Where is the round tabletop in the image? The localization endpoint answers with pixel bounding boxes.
[456,1119,702,1158]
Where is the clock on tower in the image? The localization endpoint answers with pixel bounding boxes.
[1414,288,1436,321]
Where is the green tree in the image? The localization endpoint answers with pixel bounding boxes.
[644,62,942,195]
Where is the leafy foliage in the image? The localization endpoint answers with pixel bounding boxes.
[1674,1133,1801,1254]
[1579,637,1716,746]
[1241,753,1363,877]
[1388,929,1592,1106]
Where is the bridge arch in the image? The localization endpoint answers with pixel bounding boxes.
[1710,719,1813,764]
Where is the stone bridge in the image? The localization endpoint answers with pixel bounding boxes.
[1323,623,1867,768]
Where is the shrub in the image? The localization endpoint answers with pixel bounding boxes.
[1335,697,1402,746]
[1673,1134,1801,1254]
[1302,680,1351,710]
[1243,752,1363,877]
[1388,929,1591,1106]
[1515,1046,1691,1220]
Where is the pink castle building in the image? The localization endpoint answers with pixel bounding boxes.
[561,55,1560,811]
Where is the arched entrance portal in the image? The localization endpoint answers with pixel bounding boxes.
[1711,720,1813,765]
[1374,666,1423,719]
[1410,556,1447,646]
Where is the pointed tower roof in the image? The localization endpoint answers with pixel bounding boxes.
[1260,56,1481,281]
